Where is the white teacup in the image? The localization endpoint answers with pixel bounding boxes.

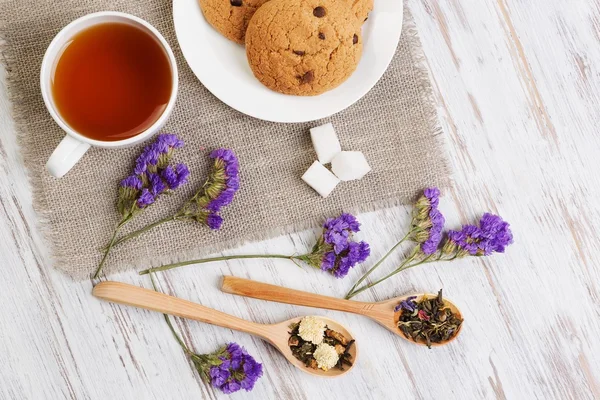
[41,11,178,178]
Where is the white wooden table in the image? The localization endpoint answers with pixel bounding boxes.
[1,1,600,398]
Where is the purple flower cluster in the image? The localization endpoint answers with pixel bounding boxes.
[120,134,189,211]
[206,149,239,212]
[319,214,370,278]
[208,343,263,394]
[394,296,417,313]
[447,213,513,256]
[415,187,445,255]
[191,149,240,230]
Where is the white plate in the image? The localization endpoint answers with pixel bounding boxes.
[173,0,403,123]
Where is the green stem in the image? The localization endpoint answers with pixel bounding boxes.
[345,246,421,299]
[108,215,177,249]
[93,216,131,279]
[139,254,299,275]
[149,273,193,356]
[345,231,412,298]
[345,251,452,299]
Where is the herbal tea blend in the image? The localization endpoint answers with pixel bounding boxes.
[395,290,463,348]
[288,316,354,371]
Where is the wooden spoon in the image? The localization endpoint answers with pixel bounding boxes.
[220,276,463,347]
[92,281,358,377]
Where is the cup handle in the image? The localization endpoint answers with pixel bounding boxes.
[46,135,91,178]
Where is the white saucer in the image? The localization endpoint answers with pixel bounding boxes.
[173,0,403,123]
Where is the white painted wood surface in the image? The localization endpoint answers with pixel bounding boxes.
[1,0,600,398]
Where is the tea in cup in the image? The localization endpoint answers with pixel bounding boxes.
[41,11,178,178]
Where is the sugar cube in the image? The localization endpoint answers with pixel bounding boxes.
[310,123,342,164]
[302,161,340,197]
[331,151,371,181]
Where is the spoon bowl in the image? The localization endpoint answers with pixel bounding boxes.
[220,276,463,347]
[93,281,357,377]
[272,316,358,378]
[374,293,463,347]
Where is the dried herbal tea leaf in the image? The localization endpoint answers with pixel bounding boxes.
[288,317,353,370]
[396,289,463,348]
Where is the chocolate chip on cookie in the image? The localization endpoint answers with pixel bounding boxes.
[318,32,326,40]
[300,71,315,84]
[353,34,358,44]
[230,0,242,6]
[313,6,326,17]
[293,50,306,56]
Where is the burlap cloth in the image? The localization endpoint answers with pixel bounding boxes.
[0,0,450,279]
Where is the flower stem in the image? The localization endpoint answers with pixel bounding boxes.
[93,216,131,279]
[139,254,300,275]
[107,215,178,249]
[345,231,412,298]
[149,273,193,356]
[345,251,450,299]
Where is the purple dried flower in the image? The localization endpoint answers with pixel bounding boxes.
[210,148,237,163]
[323,214,360,254]
[222,381,242,394]
[161,166,178,188]
[241,358,263,391]
[334,256,353,278]
[355,241,371,263]
[205,343,263,394]
[134,154,149,176]
[226,343,244,369]
[120,175,142,190]
[413,188,445,255]
[137,189,155,208]
[339,241,371,278]
[479,213,513,253]
[205,149,240,213]
[228,175,240,191]
[206,213,223,230]
[162,163,190,190]
[117,134,187,218]
[148,173,166,196]
[209,365,230,387]
[329,240,370,278]
[423,187,441,207]
[157,133,184,149]
[339,213,361,232]
[144,146,160,167]
[206,188,236,213]
[394,296,417,312]
[321,251,336,271]
[447,214,513,256]
[175,163,190,185]
[312,214,370,278]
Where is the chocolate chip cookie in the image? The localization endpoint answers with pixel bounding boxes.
[350,0,373,23]
[198,0,271,44]
[245,0,363,96]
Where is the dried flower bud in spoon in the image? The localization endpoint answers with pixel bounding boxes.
[288,316,355,371]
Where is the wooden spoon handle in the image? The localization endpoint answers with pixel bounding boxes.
[93,281,269,338]
[221,276,373,315]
